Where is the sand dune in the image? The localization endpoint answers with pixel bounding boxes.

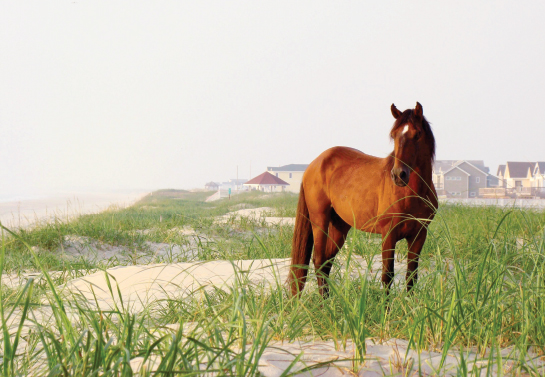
[4,254,542,376]
[3,203,543,375]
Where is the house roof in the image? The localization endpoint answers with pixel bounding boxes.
[205,181,219,186]
[536,162,545,175]
[267,164,309,172]
[434,160,489,176]
[464,160,488,173]
[444,166,470,176]
[506,162,534,178]
[244,171,289,186]
[455,161,489,176]
[497,165,506,176]
[433,161,456,173]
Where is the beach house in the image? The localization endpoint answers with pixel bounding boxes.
[266,164,308,193]
[244,171,289,192]
[432,160,491,198]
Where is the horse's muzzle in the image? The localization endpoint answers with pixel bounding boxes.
[391,167,410,187]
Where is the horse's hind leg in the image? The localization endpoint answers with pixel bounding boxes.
[314,209,351,298]
[308,210,330,296]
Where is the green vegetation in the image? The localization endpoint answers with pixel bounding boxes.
[1,190,545,375]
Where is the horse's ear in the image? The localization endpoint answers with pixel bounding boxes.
[391,104,402,119]
[414,102,423,118]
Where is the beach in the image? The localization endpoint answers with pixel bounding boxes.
[0,191,149,229]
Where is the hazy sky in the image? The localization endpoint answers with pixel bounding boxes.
[1,1,544,197]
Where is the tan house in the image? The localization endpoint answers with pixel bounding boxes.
[502,162,534,190]
[433,160,490,198]
[267,164,308,193]
[531,162,545,189]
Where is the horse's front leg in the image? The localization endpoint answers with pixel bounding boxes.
[381,233,398,296]
[405,228,428,292]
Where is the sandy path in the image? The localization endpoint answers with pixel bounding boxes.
[216,207,295,226]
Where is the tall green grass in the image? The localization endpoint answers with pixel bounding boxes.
[1,191,544,375]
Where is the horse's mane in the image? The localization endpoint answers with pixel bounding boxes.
[388,109,436,165]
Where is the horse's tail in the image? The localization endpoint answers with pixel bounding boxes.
[288,183,314,296]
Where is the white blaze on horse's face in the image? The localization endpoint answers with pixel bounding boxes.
[391,123,414,187]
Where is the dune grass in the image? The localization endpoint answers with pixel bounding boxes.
[1,190,545,375]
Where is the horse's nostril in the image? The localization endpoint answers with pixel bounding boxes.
[399,170,407,180]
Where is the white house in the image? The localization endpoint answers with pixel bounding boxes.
[497,165,506,187]
[219,178,248,191]
[244,171,289,192]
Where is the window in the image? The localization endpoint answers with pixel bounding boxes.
[446,176,451,180]
[289,173,292,178]
[476,177,480,183]
[276,173,278,177]
[456,176,462,181]
[470,192,476,197]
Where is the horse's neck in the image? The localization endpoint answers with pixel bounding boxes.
[410,158,434,193]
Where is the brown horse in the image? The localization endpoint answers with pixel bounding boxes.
[288,102,437,297]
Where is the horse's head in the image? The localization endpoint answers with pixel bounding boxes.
[389,102,435,187]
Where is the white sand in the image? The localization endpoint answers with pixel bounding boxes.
[1,253,411,300]
[129,336,544,376]
[53,255,403,313]
[0,191,149,228]
[254,338,544,376]
[61,258,293,312]
[216,207,295,226]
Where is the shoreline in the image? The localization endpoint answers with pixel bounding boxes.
[0,191,149,229]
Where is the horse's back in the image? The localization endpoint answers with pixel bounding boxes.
[303,146,378,187]
[306,146,380,172]
[303,147,387,227]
